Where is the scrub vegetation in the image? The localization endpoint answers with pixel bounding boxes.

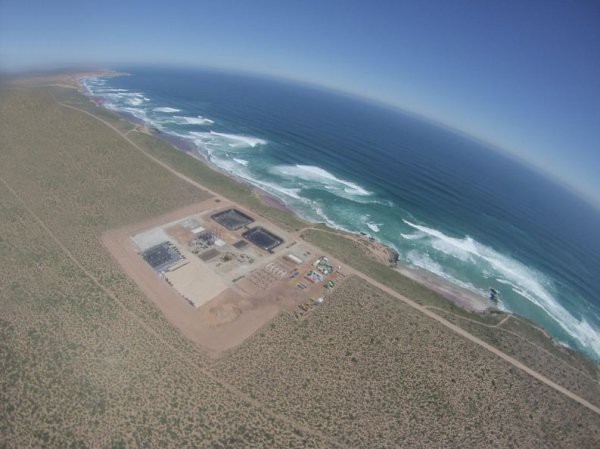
[214,277,600,448]
[1,83,598,448]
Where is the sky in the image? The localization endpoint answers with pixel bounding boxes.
[1,0,599,206]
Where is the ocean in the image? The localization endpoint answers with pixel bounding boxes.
[82,66,600,360]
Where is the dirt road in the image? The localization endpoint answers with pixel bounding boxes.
[48,92,600,416]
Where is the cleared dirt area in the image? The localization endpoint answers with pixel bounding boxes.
[165,260,228,308]
[103,199,345,354]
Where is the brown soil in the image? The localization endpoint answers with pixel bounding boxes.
[101,199,331,356]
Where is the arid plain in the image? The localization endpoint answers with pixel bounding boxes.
[0,78,599,448]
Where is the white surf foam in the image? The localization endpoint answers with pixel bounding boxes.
[170,115,214,125]
[404,220,600,357]
[153,107,181,113]
[201,151,301,202]
[270,164,372,198]
[400,231,426,240]
[209,131,266,147]
[367,223,380,233]
[255,181,303,201]
[126,97,145,106]
[105,104,151,124]
[101,91,149,108]
[406,250,483,294]
[208,156,246,176]
[96,88,129,93]
[101,93,128,100]
[198,152,339,228]
[365,218,381,233]
[313,205,346,230]
[188,131,266,149]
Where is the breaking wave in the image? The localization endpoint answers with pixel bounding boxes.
[208,131,267,147]
[186,131,267,153]
[82,73,600,360]
[367,222,380,233]
[104,104,150,124]
[251,179,304,201]
[406,250,485,294]
[361,214,382,233]
[270,164,372,197]
[153,106,181,113]
[172,116,214,125]
[403,220,600,357]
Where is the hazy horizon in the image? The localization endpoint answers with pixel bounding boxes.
[2,4,600,446]
[1,1,599,207]
[82,67,600,360]
[5,60,599,211]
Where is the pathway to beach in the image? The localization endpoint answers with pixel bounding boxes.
[46,90,600,417]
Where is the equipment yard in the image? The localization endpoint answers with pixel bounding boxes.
[103,198,345,354]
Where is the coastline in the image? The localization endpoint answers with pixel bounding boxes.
[11,69,127,90]
[3,78,599,449]
[395,263,491,312]
[77,72,495,315]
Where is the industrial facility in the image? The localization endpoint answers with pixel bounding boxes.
[114,199,344,352]
[242,226,283,252]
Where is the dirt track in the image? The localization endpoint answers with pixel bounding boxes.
[46,94,600,417]
[0,175,352,449]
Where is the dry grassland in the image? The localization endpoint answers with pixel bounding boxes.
[0,183,329,448]
[1,83,598,448]
[432,308,600,408]
[299,229,600,407]
[0,87,330,448]
[0,86,208,356]
[214,277,600,448]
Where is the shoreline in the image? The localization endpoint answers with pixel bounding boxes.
[4,78,599,449]
[395,263,491,312]
[77,73,497,315]
[12,69,127,90]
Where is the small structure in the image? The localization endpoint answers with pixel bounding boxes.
[286,254,303,265]
[314,256,333,275]
[305,270,324,283]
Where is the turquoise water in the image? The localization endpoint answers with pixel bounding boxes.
[83,67,600,360]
